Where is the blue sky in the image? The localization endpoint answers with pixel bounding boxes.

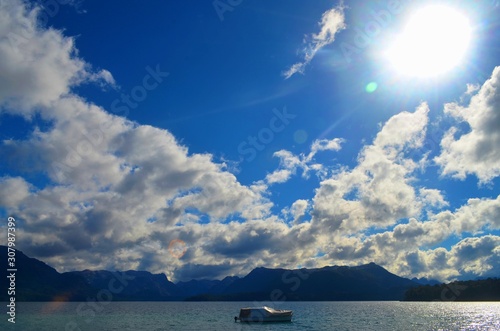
[0,0,500,282]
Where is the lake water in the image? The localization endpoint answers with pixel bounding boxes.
[4,301,500,330]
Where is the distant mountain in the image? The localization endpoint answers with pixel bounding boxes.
[176,276,239,298]
[190,262,419,301]
[12,246,497,302]
[0,246,182,301]
[411,277,441,286]
[0,246,96,301]
[65,270,184,301]
[404,278,500,301]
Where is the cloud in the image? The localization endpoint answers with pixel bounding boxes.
[282,199,309,225]
[318,194,500,281]
[283,4,346,79]
[265,168,293,185]
[0,0,114,117]
[0,176,31,207]
[0,0,275,281]
[435,66,500,183]
[402,235,500,281]
[465,83,480,95]
[452,235,500,278]
[418,188,449,209]
[310,138,343,155]
[87,68,118,90]
[265,138,344,185]
[311,103,429,235]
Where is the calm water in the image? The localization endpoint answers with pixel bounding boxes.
[3,301,499,330]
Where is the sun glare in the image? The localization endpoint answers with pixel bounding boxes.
[387,5,472,78]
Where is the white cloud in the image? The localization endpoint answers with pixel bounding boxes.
[316,222,499,283]
[0,0,274,279]
[374,103,429,151]
[0,176,31,207]
[88,69,117,89]
[310,138,343,158]
[266,169,293,185]
[450,235,500,278]
[265,138,344,185]
[282,199,309,225]
[465,83,480,95]
[448,195,500,234]
[311,104,429,235]
[418,188,449,209]
[283,5,346,79]
[0,0,113,117]
[435,66,500,183]
[316,194,500,281]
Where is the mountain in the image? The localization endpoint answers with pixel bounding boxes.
[176,276,239,298]
[1,246,181,301]
[1,246,421,301]
[0,246,96,301]
[411,277,441,286]
[65,270,184,301]
[189,262,419,301]
[404,278,500,301]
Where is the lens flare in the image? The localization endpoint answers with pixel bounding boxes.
[365,82,378,93]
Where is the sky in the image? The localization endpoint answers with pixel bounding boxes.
[0,0,499,283]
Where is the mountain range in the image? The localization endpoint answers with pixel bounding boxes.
[1,246,426,301]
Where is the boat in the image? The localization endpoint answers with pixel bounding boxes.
[234,306,293,323]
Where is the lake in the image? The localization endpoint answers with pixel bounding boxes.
[5,301,500,330]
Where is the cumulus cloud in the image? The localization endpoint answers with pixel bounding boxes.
[316,194,500,281]
[1,96,275,275]
[399,235,500,281]
[265,138,344,185]
[0,0,114,116]
[418,188,449,209]
[0,176,31,207]
[451,235,500,278]
[311,104,429,235]
[282,199,310,225]
[0,0,275,281]
[265,168,293,185]
[283,4,346,79]
[465,83,480,95]
[435,66,500,183]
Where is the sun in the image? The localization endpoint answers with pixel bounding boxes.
[386,5,472,78]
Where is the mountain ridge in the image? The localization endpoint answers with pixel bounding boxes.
[0,246,424,301]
